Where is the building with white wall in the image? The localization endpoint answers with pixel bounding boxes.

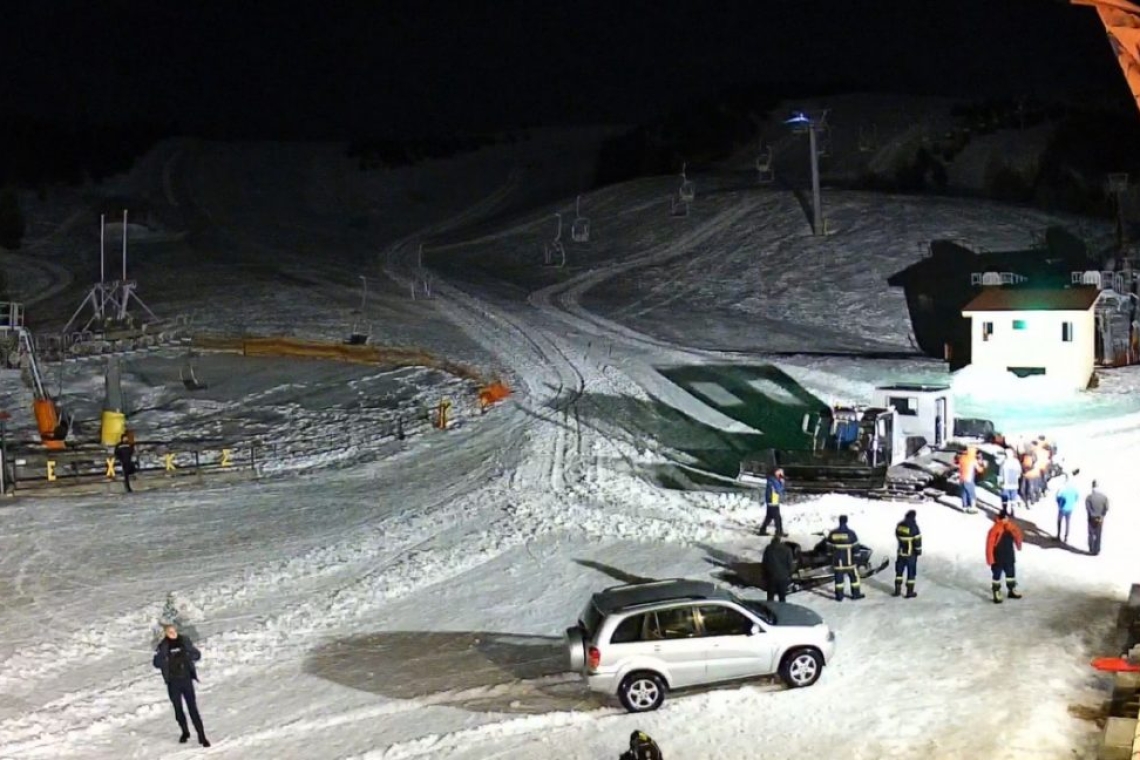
[960,287,1100,390]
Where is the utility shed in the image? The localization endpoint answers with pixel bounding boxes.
[961,287,1100,390]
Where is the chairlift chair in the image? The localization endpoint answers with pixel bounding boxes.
[756,145,775,185]
[571,195,590,243]
[678,162,695,203]
[180,353,208,391]
[543,212,566,267]
[670,194,689,217]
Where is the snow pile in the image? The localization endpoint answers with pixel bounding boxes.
[950,363,1083,401]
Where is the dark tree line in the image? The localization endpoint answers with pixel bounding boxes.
[0,116,172,189]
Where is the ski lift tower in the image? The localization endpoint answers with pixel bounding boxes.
[785,110,829,236]
[63,210,158,338]
[1106,172,1130,251]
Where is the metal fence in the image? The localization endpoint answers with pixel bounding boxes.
[2,440,259,494]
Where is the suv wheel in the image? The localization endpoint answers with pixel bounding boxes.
[618,672,666,712]
[780,648,823,688]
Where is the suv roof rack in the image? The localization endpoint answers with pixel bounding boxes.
[592,578,733,615]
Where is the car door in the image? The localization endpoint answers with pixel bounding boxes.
[646,605,708,688]
[697,604,780,682]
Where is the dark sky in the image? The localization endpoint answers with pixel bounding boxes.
[0,1,1124,139]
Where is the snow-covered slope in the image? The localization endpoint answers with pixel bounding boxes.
[0,123,1135,760]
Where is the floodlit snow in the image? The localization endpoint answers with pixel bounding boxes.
[1,116,1138,760]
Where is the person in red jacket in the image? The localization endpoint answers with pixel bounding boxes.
[985,508,1023,604]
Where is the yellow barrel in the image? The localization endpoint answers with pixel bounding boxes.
[100,410,127,447]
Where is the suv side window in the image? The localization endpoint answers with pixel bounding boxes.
[655,606,698,639]
[610,613,645,644]
[698,605,755,637]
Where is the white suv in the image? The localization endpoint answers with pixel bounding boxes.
[565,578,836,712]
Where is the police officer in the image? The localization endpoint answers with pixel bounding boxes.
[828,515,864,602]
[619,730,663,760]
[893,509,922,598]
[759,468,786,536]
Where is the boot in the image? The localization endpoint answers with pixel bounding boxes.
[905,588,918,599]
[834,592,844,602]
[893,582,902,597]
[1006,586,1022,600]
[992,587,1003,604]
[199,735,211,748]
[851,590,865,600]
[179,728,190,744]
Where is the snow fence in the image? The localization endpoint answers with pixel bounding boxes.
[190,335,485,382]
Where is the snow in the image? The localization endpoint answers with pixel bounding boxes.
[1,116,1138,759]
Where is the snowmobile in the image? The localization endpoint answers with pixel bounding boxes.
[784,536,890,592]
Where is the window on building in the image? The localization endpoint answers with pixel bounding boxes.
[1062,321,1073,342]
[887,396,918,416]
[1012,319,1027,331]
[982,321,994,341]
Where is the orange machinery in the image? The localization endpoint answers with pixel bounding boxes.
[1073,1,1140,116]
[13,326,69,450]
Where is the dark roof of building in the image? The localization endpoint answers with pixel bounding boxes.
[886,227,1096,288]
[877,383,951,393]
[961,287,1100,312]
[591,579,733,614]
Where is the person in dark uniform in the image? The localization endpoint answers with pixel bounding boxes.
[986,508,1024,604]
[762,533,795,603]
[619,730,663,760]
[1085,480,1110,556]
[893,509,922,598]
[828,515,863,602]
[153,623,210,747]
[759,468,786,536]
[114,432,137,493]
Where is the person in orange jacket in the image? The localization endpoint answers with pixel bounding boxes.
[986,508,1023,604]
[956,445,985,511]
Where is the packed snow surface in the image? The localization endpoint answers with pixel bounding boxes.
[0,131,1136,760]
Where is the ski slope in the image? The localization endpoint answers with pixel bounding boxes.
[1,130,1137,760]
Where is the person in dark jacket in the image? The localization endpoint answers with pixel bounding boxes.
[827,515,863,601]
[619,730,663,760]
[1085,480,1110,556]
[153,623,210,747]
[762,534,796,603]
[759,469,786,536]
[893,509,923,598]
[114,433,136,493]
[985,508,1023,604]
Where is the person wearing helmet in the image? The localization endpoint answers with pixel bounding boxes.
[620,730,663,760]
[893,509,922,598]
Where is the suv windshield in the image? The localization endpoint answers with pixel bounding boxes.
[741,599,777,625]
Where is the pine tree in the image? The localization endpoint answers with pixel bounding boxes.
[0,188,25,251]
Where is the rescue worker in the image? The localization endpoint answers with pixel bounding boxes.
[1085,480,1109,556]
[893,509,922,598]
[1054,474,1079,544]
[827,515,863,601]
[114,432,137,493]
[956,445,985,511]
[998,448,1022,512]
[619,730,663,760]
[762,533,795,603]
[759,468,786,536]
[985,507,1023,604]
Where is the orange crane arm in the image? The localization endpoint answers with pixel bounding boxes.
[1073,0,1140,117]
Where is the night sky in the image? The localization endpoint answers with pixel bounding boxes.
[0,1,1123,140]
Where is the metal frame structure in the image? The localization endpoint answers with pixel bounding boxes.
[63,211,158,336]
